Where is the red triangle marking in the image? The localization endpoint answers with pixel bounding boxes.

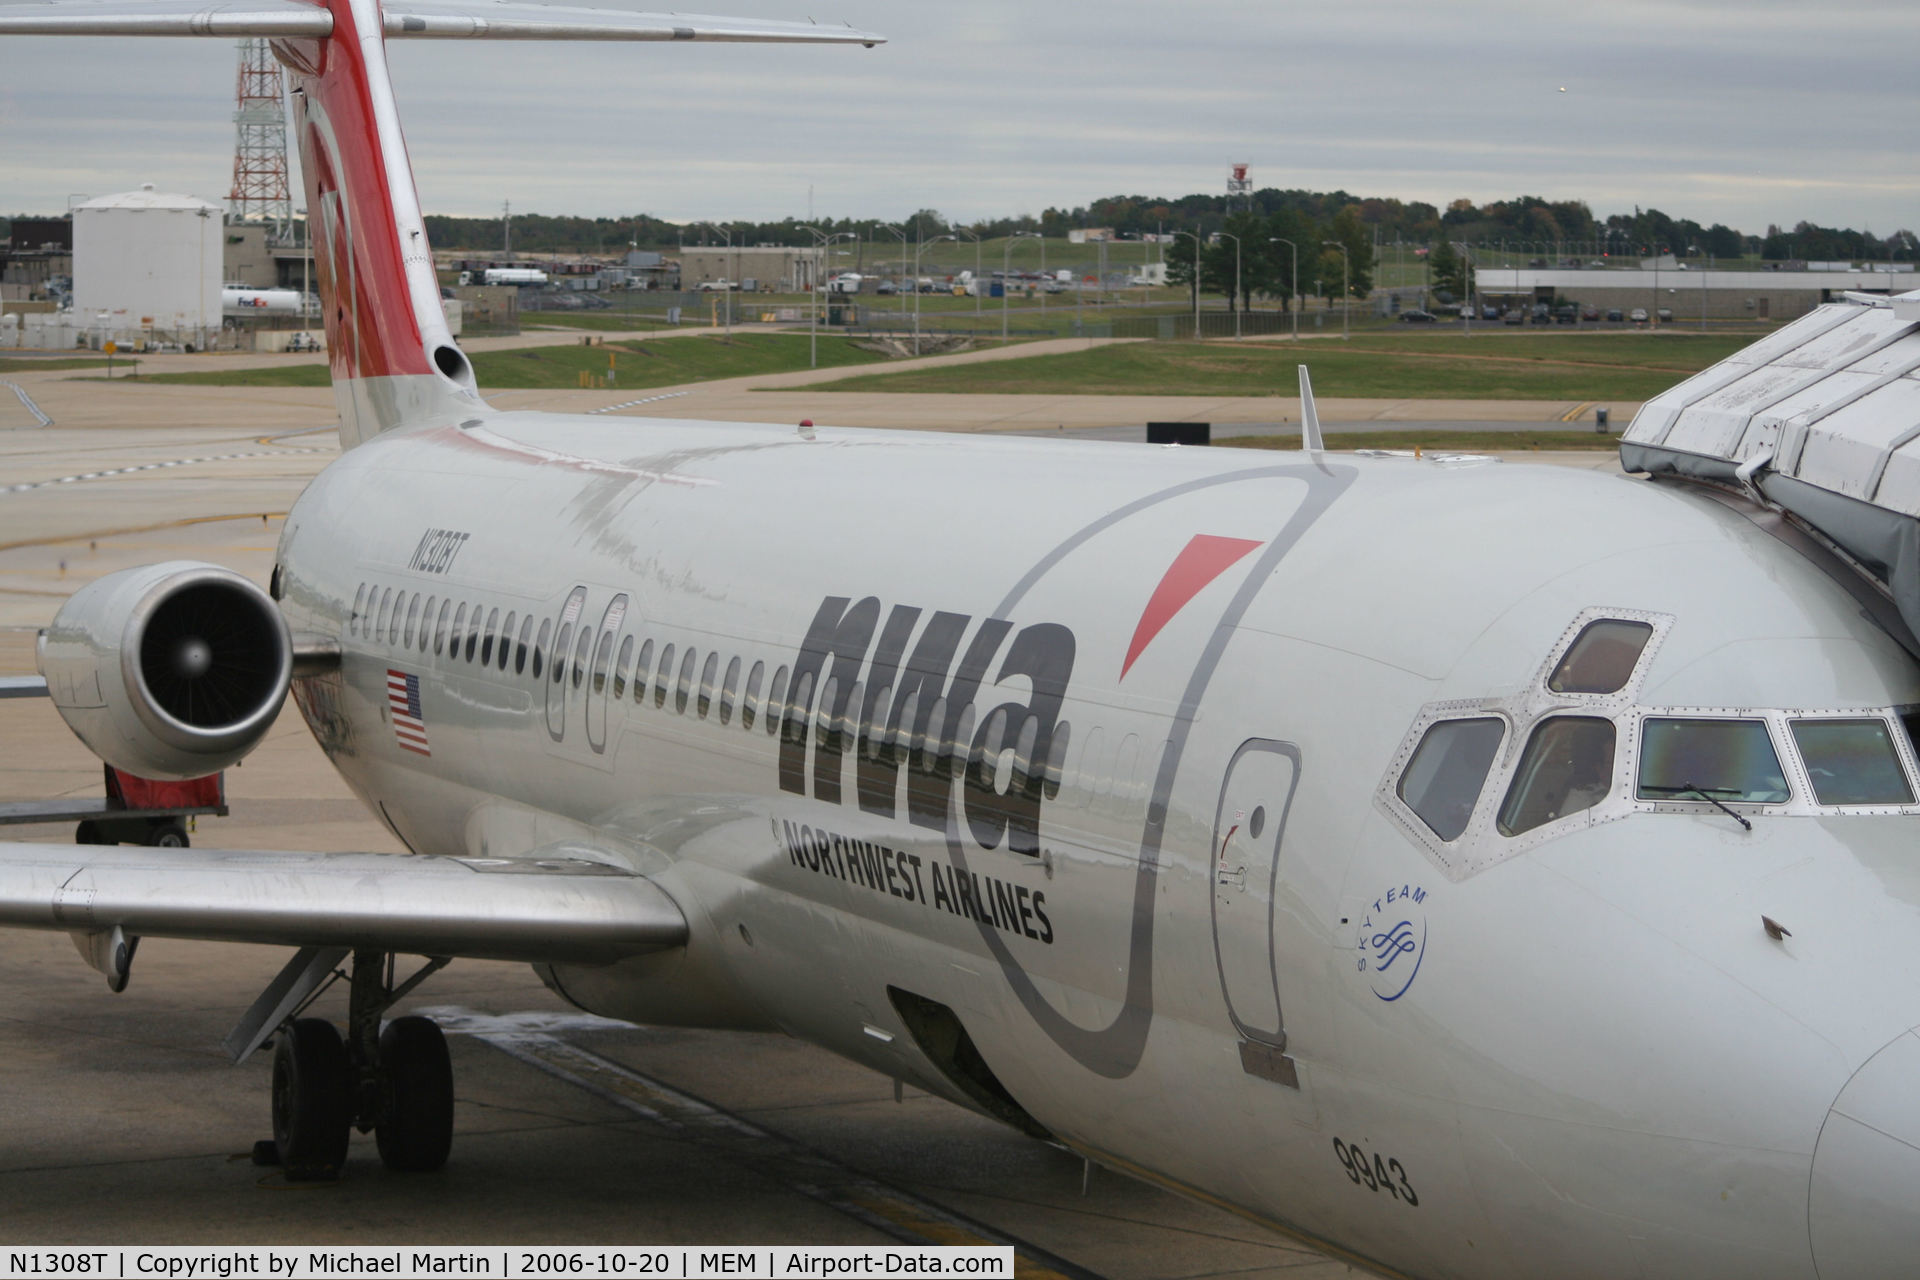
[1121,534,1266,679]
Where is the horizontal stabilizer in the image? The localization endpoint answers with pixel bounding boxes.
[0,844,686,964]
[0,0,885,41]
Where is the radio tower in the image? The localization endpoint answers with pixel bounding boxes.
[227,38,292,241]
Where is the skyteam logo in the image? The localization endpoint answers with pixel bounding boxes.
[1356,883,1429,1002]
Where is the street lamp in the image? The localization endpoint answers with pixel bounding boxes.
[1268,237,1299,341]
[1001,231,1041,343]
[799,225,853,369]
[1323,240,1350,341]
[1172,230,1203,340]
[880,222,907,322]
[1219,232,1242,340]
[698,221,733,338]
[913,233,955,356]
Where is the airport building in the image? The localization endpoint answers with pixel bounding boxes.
[1472,263,1916,323]
[679,245,825,292]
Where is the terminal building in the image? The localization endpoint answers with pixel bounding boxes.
[1473,260,1916,323]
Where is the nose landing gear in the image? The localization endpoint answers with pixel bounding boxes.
[256,950,453,1181]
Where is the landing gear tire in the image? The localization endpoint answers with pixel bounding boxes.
[375,1015,452,1172]
[272,1017,352,1181]
[144,819,189,848]
[74,820,109,845]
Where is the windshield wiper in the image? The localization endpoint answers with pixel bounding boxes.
[1678,781,1752,830]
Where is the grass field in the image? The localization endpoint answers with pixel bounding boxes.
[801,332,1747,400]
[1218,429,1619,452]
[0,356,138,372]
[132,333,891,391]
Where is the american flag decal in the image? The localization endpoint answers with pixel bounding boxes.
[386,668,431,756]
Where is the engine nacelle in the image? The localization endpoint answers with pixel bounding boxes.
[36,562,292,780]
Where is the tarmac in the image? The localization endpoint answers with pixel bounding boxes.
[0,340,1635,1272]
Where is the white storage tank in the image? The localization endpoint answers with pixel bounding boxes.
[72,183,223,348]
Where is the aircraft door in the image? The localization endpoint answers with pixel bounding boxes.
[584,594,628,754]
[1210,738,1300,1050]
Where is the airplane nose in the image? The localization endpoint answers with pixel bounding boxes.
[1810,1030,1920,1279]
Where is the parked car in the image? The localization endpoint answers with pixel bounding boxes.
[695,279,736,292]
[1504,308,1524,325]
[1630,307,1649,325]
[1482,304,1501,321]
[1554,306,1577,325]
[1582,304,1600,321]
[1398,309,1438,323]
[1606,309,1624,322]
[1656,307,1673,322]
[875,280,898,296]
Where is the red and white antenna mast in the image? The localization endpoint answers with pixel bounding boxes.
[227,37,292,240]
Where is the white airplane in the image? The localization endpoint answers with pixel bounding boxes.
[5,4,1920,1277]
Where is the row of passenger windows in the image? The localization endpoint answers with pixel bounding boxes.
[1399,711,1920,843]
[349,580,1157,818]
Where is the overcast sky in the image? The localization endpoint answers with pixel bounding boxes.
[5,0,1919,237]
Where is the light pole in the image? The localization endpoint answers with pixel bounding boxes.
[1001,230,1040,343]
[880,222,907,324]
[1173,230,1203,340]
[698,221,733,339]
[799,226,853,368]
[1269,237,1299,341]
[913,233,955,356]
[1219,232,1242,340]
[1323,240,1350,341]
[957,226,982,317]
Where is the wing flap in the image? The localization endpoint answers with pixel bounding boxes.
[382,4,883,42]
[0,844,685,964]
[0,0,331,35]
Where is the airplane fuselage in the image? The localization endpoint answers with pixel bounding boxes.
[274,413,1920,1280]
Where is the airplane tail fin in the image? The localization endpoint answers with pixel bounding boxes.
[2,0,883,448]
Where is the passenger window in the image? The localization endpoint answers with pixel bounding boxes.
[1042,719,1070,800]
[466,602,483,662]
[1399,717,1504,842]
[450,602,467,658]
[1790,719,1914,806]
[676,648,698,713]
[532,618,550,680]
[591,628,614,695]
[766,665,789,734]
[419,596,436,651]
[434,599,451,655]
[698,652,719,719]
[742,660,765,730]
[515,614,532,674]
[719,656,742,725]
[481,607,500,667]
[1638,718,1788,805]
[1549,619,1654,694]
[550,617,572,685]
[1499,716,1616,836]
[399,594,417,649]
[654,643,675,708]
[375,587,393,642]
[498,611,515,669]
[613,635,635,701]
[351,584,368,637]
[633,639,654,702]
[571,624,592,690]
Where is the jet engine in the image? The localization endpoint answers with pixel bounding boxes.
[36,562,292,780]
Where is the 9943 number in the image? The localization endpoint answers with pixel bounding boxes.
[1333,1138,1418,1206]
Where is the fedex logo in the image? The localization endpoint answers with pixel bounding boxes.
[778,596,1074,858]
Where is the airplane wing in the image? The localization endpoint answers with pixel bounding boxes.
[0,842,685,964]
[0,0,886,42]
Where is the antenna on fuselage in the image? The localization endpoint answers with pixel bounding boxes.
[1297,365,1324,452]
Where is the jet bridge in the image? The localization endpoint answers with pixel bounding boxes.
[1622,292,1920,645]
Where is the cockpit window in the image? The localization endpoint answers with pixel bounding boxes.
[1548,619,1654,694]
[1499,716,1616,836]
[1398,717,1504,841]
[1637,718,1789,804]
[1789,719,1914,806]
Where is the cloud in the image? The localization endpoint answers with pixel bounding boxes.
[4,0,1919,233]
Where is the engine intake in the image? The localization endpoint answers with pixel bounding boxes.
[38,562,292,780]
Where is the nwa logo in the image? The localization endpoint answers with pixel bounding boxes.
[779,596,1075,857]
